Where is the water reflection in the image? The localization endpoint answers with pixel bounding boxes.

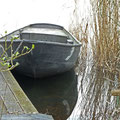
[12,62,120,120]
[68,64,120,120]
[12,69,78,120]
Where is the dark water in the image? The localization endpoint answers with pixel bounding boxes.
[11,60,120,120]
[12,69,78,120]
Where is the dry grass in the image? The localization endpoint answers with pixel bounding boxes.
[70,25,90,81]
[91,0,120,74]
[69,0,120,119]
[70,0,120,74]
[69,0,89,73]
[70,0,120,85]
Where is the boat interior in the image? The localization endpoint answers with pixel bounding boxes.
[0,24,80,45]
[20,25,74,44]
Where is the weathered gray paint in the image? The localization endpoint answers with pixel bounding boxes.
[0,23,82,78]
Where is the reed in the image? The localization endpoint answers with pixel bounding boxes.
[70,0,120,74]
[91,0,120,74]
[69,0,89,74]
[69,0,120,119]
[69,22,88,74]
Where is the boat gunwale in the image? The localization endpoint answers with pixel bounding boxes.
[0,39,82,47]
[0,23,64,39]
[0,23,82,47]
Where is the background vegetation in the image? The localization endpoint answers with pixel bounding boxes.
[69,0,120,119]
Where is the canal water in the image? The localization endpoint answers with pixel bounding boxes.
[11,59,120,120]
[12,69,78,120]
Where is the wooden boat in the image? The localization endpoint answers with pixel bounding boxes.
[0,23,82,78]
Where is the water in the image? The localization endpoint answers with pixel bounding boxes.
[12,61,120,120]
[12,69,78,120]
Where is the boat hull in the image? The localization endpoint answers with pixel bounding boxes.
[13,41,80,78]
[0,23,81,78]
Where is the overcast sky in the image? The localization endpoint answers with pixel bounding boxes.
[0,0,90,34]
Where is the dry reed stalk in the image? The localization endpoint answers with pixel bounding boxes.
[69,22,88,74]
[91,0,120,74]
[69,0,89,74]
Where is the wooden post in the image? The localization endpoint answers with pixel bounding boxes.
[111,72,120,108]
[111,72,120,96]
[111,89,120,96]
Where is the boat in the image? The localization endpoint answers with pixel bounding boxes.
[0,23,82,78]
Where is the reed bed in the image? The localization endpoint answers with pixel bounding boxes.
[69,22,89,75]
[91,0,120,74]
[69,0,120,119]
[69,0,89,74]
[70,0,120,74]
[70,0,120,83]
